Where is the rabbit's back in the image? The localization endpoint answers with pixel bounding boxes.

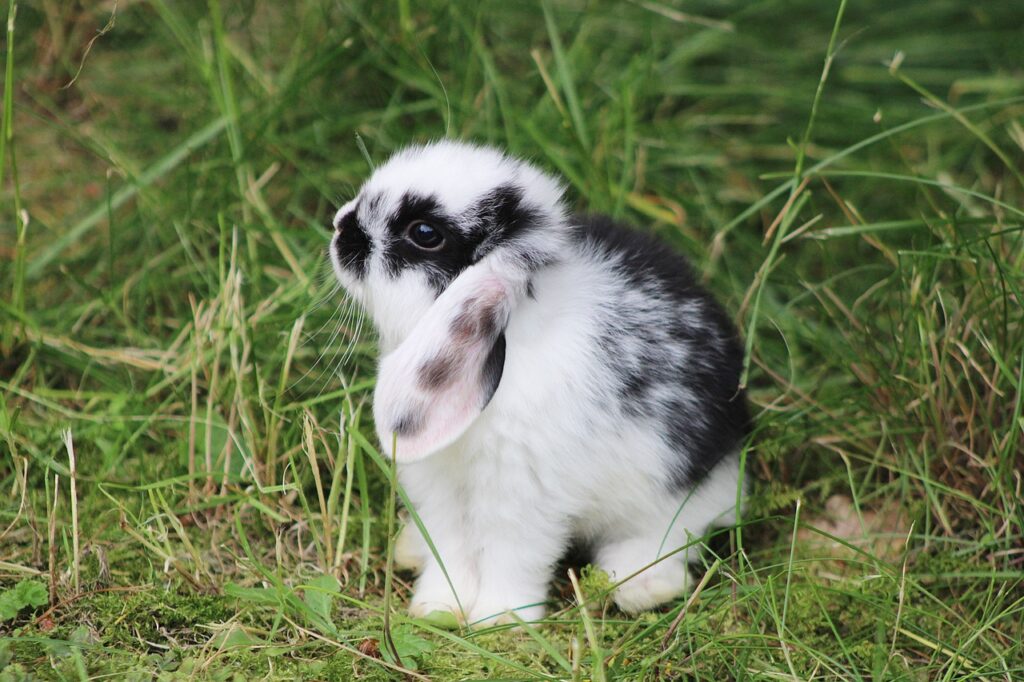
[572,215,751,486]
[476,214,749,493]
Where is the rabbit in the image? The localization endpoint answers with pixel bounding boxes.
[328,140,750,627]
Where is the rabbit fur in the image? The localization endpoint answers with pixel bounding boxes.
[328,140,750,626]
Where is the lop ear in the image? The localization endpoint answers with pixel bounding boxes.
[373,261,524,461]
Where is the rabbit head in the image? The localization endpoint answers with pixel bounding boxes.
[329,141,569,460]
[329,141,568,349]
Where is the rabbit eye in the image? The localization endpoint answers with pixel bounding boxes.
[406,221,445,250]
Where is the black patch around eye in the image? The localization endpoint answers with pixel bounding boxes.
[333,208,371,277]
[380,186,547,295]
[381,192,477,293]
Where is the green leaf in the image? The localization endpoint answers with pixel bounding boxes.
[223,582,280,607]
[0,593,20,621]
[0,580,48,621]
[207,624,264,649]
[414,609,461,630]
[12,581,47,609]
[302,574,340,624]
[380,625,435,669]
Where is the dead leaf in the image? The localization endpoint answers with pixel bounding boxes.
[797,494,910,562]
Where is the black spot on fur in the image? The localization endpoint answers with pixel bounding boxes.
[449,300,480,341]
[392,411,424,437]
[574,214,751,488]
[417,352,459,390]
[574,213,703,296]
[471,185,544,265]
[454,299,503,339]
[481,332,506,406]
[477,302,500,338]
[333,207,371,277]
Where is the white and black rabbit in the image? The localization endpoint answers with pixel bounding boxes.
[328,141,750,626]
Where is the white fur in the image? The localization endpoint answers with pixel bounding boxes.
[329,140,744,626]
[362,142,565,221]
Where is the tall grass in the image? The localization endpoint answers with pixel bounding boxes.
[1,1,1022,679]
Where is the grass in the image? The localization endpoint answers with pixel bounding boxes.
[1,0,1023,679]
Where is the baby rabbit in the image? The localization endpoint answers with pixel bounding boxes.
[329,141,749,626]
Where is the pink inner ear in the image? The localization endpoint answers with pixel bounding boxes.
[373,265,517,462]
[387,384,480,461]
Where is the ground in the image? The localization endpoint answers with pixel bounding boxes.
[1,1,1022,680]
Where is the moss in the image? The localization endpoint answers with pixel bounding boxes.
[0,663,32,682]
[66,589,236,650]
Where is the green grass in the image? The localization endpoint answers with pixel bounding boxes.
[2,0,1023,679]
